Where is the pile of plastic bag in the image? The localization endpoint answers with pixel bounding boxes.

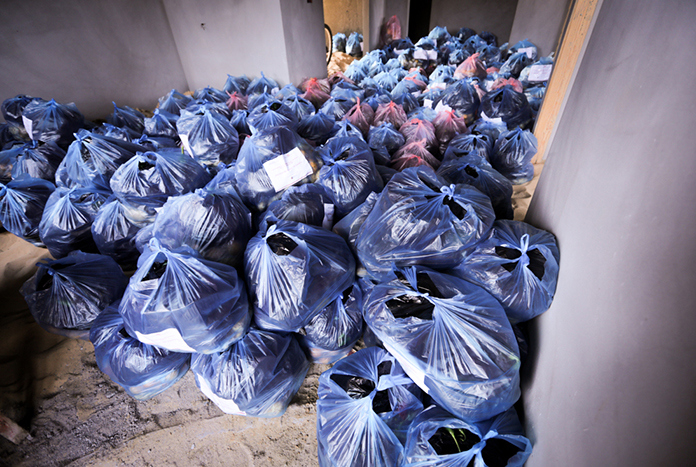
[1,23,561,466]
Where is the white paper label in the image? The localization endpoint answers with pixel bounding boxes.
[263,147,313,192]
[135,328,197,353]
[359,41,364,52]
[430,82,447,91]
[22,116,33,139]
[434,101,453,113]
[413,49,428,60]
[518,47,535,59]
[527,64,553,82]
[480,112,505,125]
[322,203,335,230]
[179,133,193,156]
[427,50,438,60]
[382,341,428,393]
[424,99,433,109]
[196,374,247,416]
[394,48,409,56]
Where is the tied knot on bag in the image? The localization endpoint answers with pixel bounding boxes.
[518,234,531,268]
[439,184,456,199]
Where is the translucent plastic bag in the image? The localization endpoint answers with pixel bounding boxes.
[437,152,514,220]
[431,80,480,125]
[282,95,315,121]
[143,109,178,139]
[374,101,407,129]
[21,251,127,334]
[443,132,495,163]
[91,195,145,269]
[149,188,253,267]
[403,405,532,467]
[109,149,209,206]
[56,128,144,188]
[193,86,228,104]
[479,86,533,130]
[320,97,354,121]
[2,94,41,126]
[176,106,239,166]
[346,32,364,57]
[367,122,405,156]
[317,346,424,467]
[92,122,132,142]
[12,140,65,182]
[333,32,347,53]
[119,240,251,353]
[490,128,537,184]
[399,118,438,151]
[297,112,338,144]
[432,109,468,153]
[428,26,451,46]
[248,99,299,134]
[451,220,560,323]
[299,282,363,364]
[332,191,379,257]
[355,167,494,278]
[107,103,145,138]
[223,74,251,95]
[247,73,280,96]
[258,183,333,229]
[454,53,488,80]
[225,91,248,112]
[233,126,321,212]
[90,301,190,400]
[244,220,355,332]
[343,98,374,136]
[39,185,110,258]
[191,327,309,417]
[316,136,383,216]
[21,98,85,148]
[157,89,192,115]
[0,176,55,245]
[390,139,440,172]
[230,109,251,138]
[363,267,521,421]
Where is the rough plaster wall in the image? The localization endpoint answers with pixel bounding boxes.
[509,0,572,57]
[280,0,328,83]
[429,0,519,44]
[523,0,696,465]
[162,0,291,90]
[0,0,187,121]
[324,0,364,35]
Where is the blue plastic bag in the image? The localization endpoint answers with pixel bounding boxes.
[490,128,538,184]
[244,220,355,332]
[479,86,533,130]
[55,128,144,188]
[12,140,65,182]
[109,149,209,207]
[317,346,424,467]
[191,327,309,417]
[299,282,364,364]
[346,32,364,57]
[499,52,533,78]
[247,99,299,134]
[176,106,239,166]
[403,405,532,466]
[319,97,355,120]
[258,183,334,229]
[143,109,179,140]
[39,184,110,258]
[247,72,280,96]
[233,126,321,212]
[297,112,338,144]
[282,95,315,121]
[355,166,495,279]
[368,122,405,157]
[193,86,228,104]
[119,240,251,354]
[20,251,128,334]
[157,89,193,115]
[91,195,145,269]
[316,136,383,216]
[149,187,253,267]
[431,80,481,125]
[223,74,251,95]
[90,301,190,400]
[362,266,521,422]
[0,176,56,245]
[437,151,514,220]
[450,220,560,323]
[2,94,42,126]
[21,98,85,148]
[107,102,145,138]
[333,32,347,53]
[443,132,496,163]
[92,122,133,142]
[332,191,379,259]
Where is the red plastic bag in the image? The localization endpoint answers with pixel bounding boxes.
[454,52,487,80]
[380,15,402,46]
[491,77,524,93]
[399,118,438,150]
[374,101,407,128]
[226,91,248,111]
[343,98,375,136]
[432,109,468,152]
[390,139,440,171]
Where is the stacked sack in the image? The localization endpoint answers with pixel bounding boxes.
[2,23,560,464]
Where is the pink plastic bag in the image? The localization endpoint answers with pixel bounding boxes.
[454,52,488,80]
[432,109,468,153]
[343,98,375,136]
[380,15,402,46]
[373,101,407,128]
[399,118,438,150]
[391,139,440,171]
[226,91,248,111]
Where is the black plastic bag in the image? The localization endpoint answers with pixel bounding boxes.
[119,240,251,354]
[244,220,355,332]
[20,251,127,334]
[90,301,190,400]
[0,176,56,245]
[191,327,309,417]
[355,166,494,279]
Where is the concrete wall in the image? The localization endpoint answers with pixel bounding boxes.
[280,0,328,83]
[509,0,572,57]
[523,0,696,465]
[429,0,519,44]
[0,0,187,121]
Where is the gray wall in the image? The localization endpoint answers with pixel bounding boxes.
[509,0,572,57]
[280,0,328,83]
[0,0,187,121]
[523,0,696,465]
[368,0,410,50]
[429,0,519,44]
